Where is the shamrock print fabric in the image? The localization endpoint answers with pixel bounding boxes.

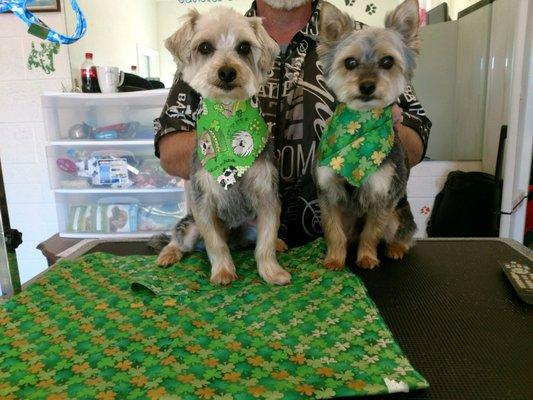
[196,97,269,190]
[0,239,428,399]
[317,104,395,187]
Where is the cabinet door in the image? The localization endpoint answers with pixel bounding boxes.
[452,3,491,160]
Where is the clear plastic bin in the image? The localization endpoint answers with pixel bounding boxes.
[46,144,183,191]
[55,191,187,238]
[42,90,169,142]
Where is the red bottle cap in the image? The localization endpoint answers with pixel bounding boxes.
[85,52,93,59]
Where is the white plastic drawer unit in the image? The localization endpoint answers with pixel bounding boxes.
[42,90,187,238]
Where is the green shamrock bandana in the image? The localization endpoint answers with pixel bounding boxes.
[318,104,395,187]
[196,97,269,190]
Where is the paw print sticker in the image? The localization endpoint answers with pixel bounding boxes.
[420,206,430,215]
[345,0,356,6]
[365,3,377,15]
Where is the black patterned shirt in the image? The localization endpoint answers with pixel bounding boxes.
[154,0,432,247]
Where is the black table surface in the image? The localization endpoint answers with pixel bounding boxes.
[82,238,532,400]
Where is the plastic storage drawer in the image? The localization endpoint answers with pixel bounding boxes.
[55,191,187,238]
[42,90,169,142]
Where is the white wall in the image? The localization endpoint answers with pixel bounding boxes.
[0,4,70,283]
[330,0,401,26]
[65,0,159,81]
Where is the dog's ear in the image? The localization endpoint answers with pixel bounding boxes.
[248,17,279,76]
[319,2,353,44]
[385,0,420,53]
[165,9,200,64]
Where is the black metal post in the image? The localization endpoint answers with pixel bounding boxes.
[0,158,22,297]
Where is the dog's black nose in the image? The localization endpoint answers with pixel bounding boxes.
[359,81,376,96]
[218,67,237,83]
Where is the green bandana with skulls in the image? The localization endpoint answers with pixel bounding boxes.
[196,96,269,190]
[317,104,395,187]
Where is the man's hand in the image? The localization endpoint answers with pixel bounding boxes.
[159,132,196,179]
[392,104,423,167]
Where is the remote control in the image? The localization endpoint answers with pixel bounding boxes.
[502,261,533,305]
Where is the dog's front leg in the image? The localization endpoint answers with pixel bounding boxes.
[255,196,291,285]
[319,195,348,270]
[192,204,237,285]
[357,208,392,269]
[316,166,348,270]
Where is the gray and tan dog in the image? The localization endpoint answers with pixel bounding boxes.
[316,0,419,270]
[157,7,291,286]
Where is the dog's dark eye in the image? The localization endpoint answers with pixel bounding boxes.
[379,56,394,69]
[237,41,251,56]
[344,57,359,70]
[198,42,214,55]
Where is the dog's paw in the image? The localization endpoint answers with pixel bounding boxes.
[276,238,288,253]
[156,245,182,268]
[260,264,291,285]
[210,268,238,286]
[385,243,407,260]
[267,268,292,285]
[323,258,345,271]
[357,254,380,269]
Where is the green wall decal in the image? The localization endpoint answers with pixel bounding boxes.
[27,41,60,74]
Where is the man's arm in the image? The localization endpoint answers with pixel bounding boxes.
[159,131,196,179]
[397,125,423,167]
[396,84,432,167]
[392,104,424,167]
[154,74,201,178]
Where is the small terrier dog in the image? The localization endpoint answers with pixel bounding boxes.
[316,0,419,269]
[157,7,292,286]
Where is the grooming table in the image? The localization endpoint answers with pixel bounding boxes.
[34,237,533,400]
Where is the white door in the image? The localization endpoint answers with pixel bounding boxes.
[482,0,531,241]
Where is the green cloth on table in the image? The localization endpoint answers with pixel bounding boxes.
[0,239,428,399]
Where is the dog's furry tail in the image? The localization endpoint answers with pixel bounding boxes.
[155,214,201,267]
[148,214,200,254]
[172,214,199,251]
[394,198,417,245]
[148,233,172,254]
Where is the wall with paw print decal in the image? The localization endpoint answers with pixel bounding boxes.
[330,0,401,26]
